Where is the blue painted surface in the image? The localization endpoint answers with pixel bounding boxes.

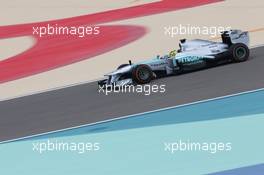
[210,164,264,175]
[1,90,264,175]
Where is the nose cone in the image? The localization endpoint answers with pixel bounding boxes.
[107,64,133,75]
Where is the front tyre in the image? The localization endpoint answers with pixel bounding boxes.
[229,43,249,62]
[132,64,153,84]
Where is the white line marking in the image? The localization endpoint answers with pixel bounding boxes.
[1,87,264,144]
[0,44,264,102]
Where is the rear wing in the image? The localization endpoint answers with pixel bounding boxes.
[221,30,249,46]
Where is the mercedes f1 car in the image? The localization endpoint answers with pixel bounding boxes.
[98,29,250,87]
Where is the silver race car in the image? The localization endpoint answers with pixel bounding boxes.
[98,29,250,87]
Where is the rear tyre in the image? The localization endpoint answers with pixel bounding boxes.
[229,43,249,62]
[132,64,153,84]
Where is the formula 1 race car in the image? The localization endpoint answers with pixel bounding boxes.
[98,29,250,87]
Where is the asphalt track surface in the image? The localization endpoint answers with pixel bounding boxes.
[0,46,264,142]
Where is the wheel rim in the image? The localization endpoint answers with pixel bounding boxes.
[236,47,246,59]
[138,68,150,81]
